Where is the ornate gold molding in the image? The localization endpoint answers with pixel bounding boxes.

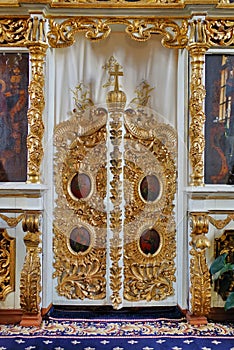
[0,18,28,46]
[208,214,234,229]
[0,229,15,301]
[0,213,24,227]
[20,213,41,314]
[206,19,234,47]
[189,212,211,317]
[47,18,188,48]
[51,0,184,7]
[25,17,48,183]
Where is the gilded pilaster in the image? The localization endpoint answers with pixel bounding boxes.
[189,212,211,318]
[187,20,210,187]
[25,16,48,184]
[20,213,42,326]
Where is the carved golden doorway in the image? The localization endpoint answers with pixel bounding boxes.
[53,65,177,309]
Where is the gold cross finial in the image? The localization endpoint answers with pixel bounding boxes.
[110,64,123,92]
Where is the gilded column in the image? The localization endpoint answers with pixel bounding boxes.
[187,19,210,186]
[187,212,211,324]
[25,16,48,183]
[20,213,42,326]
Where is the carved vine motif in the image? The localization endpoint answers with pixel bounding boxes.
[0,19,28,46]
[0,229,15,301]
[20,214,41,314]
[189,213,211,316]
[48,18,188,48]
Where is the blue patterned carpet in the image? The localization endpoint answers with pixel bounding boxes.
[0,317,233,350]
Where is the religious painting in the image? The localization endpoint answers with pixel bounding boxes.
[0,52,29,182]
[205,54,234,184]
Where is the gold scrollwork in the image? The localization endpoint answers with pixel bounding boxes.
[206,20,234,47]
[0,213,24,228]
[20,213,41,314]
[0,19,28,46]
[53,224,106,299]
[123,112,177,302]
[0,229,15,301]
[53,100,107,299]
[189,213,211,317]
[208,214,234,229]
[48,17,188,48]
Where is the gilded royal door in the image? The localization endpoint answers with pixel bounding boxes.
[53,65,177,308]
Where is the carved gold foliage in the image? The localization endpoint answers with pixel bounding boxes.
[109,110,124,309]
[48,17,188,48]
[0,229,15,301]
[59,128,107,228]
[25,17,47,183]
[189,213,211,316]
[0,213,24,228]
[125,18,188,48]
[54,102,107,300]
[20,214,41,313]
[0,19,28,46]
[188,45,208,186]
[109,244,122,307]
[123,117,177,301]
[208,214,234,229]
[206,20,234,47]
[124,217,176,301]
[53,225,106,300]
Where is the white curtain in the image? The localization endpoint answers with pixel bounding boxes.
[51,32,178,127]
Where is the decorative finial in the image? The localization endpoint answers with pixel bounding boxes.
[110,64,123,93]
[105,59,126,111]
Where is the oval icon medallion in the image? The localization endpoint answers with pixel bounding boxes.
[69,226,91,253]
[140,228,160,255]
[140,174,160,202]
[70,173,91,199]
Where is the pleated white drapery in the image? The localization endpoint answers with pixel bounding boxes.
[52,32,178,127]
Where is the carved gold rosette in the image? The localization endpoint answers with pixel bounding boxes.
[0,229,15,301]
[53,106,108,300]
[189,213,211,316]
[20,213,42,314]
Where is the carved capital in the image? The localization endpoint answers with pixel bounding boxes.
[189,212,211,317]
